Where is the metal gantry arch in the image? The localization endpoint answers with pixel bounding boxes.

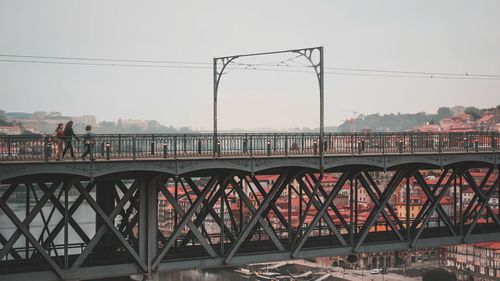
[213,47,325,171]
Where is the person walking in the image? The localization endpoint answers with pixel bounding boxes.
[81,125,95,160]
[54,123,64,160]
[62,121,79,160]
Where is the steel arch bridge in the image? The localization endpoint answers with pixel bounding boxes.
[0,132,499,281]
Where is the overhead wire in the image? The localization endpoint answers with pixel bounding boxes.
[1,53,500,80]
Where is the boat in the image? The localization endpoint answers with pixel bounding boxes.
[255,271,280,280]
[234,267,254,276]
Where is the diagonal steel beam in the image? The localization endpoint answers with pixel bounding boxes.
[241,176,279,241]
[409,169,450,231]
[71,180,145,272]
[28,183,62,259]
[0,181,61,261]
[37,185,64,245]
[37,181,90,243]
[312,176,350,231]
[357,173,404,241]
[178,178,214,245]
[413,171,456,236]
[118,188,140,235]
[462,168,493,219]
[291,173,324,248]
[249,176,290,230]
[305,173,351,233]
[153,176,218,269]
[292,171,351,257]
[363,171,405,230]
[228,176,287,254]
[159,185,217,257]
[0,183,18,201]
[0,194,65,279]
[0,232,21,260]
[225,175,289,264]
[222,187,239,235]
[182,177,236,245]
[301,174,346,238]
[179,182,222,247]
[463,170,500,226]
[295,176,347,246]
[464,176,500,241]
[410,169,458,247]
[354,170,405,252]
[41,181,95,249]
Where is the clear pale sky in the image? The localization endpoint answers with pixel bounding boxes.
[1,1,499,130]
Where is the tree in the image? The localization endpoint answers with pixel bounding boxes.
[0,109,7,121]
[464,107,481,120]
[437,107,453,119]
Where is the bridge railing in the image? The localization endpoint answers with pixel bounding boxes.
[0,132,497,161]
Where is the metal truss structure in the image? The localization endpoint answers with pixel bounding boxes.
[0,160,499,281]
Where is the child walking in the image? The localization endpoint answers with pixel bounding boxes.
[81,125,95,160]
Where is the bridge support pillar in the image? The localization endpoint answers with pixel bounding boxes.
[95,180,117,255]
[139,176,159,275]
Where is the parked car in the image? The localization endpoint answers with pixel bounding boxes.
[370,268,380,274]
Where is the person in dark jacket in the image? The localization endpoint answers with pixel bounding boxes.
[62,121,79,159]
[81,125,95,160]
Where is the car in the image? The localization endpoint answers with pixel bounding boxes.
[370,268,379,274]
[380,267,388,274]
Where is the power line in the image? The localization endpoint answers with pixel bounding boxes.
[1,54,500,80]
[0,59,211,69]
[0,54,211,65]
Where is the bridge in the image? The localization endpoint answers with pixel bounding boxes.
[0,132,499,281]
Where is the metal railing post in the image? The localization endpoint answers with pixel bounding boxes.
[174,136,178,159]
[301,133,305,152]
[438,134,442,153]
[163,142,168,158]
[7,135,11,157]
[243,134,248,154]
[492,132,497,152]
[183,134,187,154]
[100,142,105,157]
[132,136,137,160]
[151,136,155,155]
[44,135,50,162]
[273,133,277,152]
[118,134,122,155]
[382,134,386,155]
[410,133,414,154]
[249,135,253,157]
[285,135,288,156]
[217,141,221,157]
[351,134,354,155]
[106,142,110,160]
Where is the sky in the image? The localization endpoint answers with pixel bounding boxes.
[1,0,499,130]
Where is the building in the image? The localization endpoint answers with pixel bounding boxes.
[444,242,500,279]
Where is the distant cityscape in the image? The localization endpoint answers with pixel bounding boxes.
[0,105,499,135]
